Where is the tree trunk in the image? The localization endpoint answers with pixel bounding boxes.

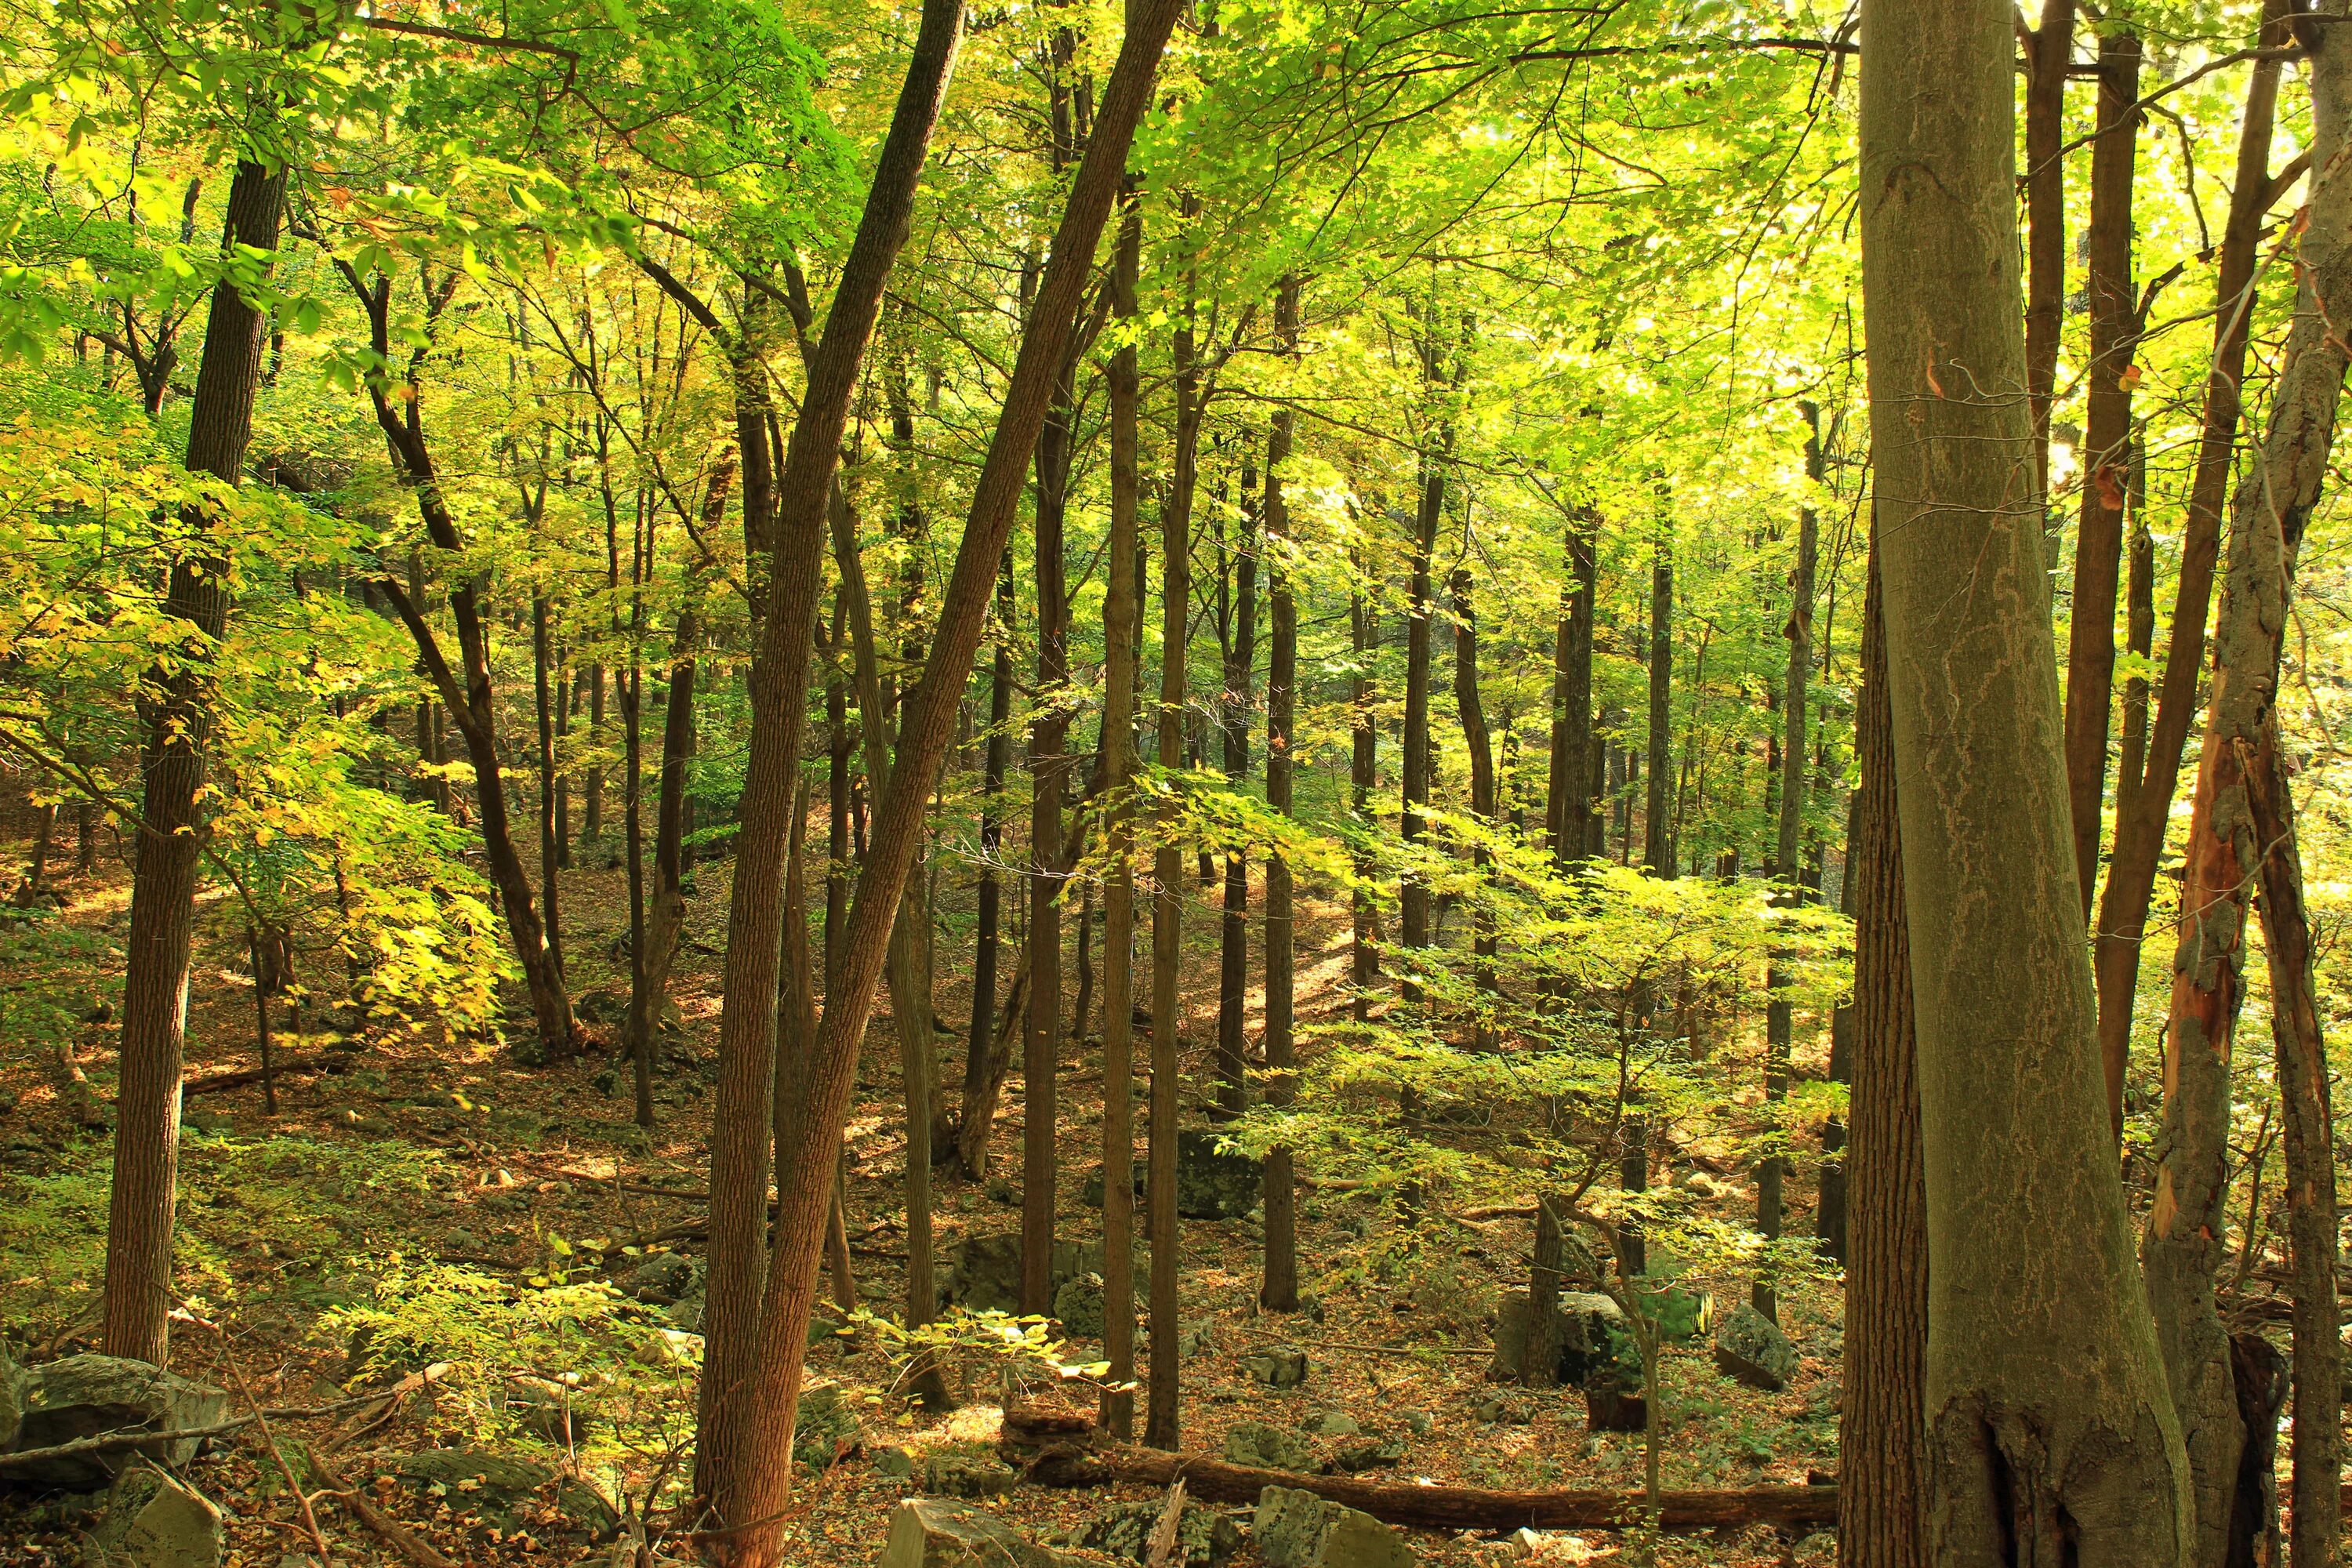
[2146,24,2352,1559]
[1758,408,1817,1323]
[1553,510,1598,866]
[582,664,604,843]
[1399,323,1446,1002]
[104,157,285,1367]
[532,596,567,983]
[1450,564,1497,1043]
[1838,541,1926,1568]
[1148,252,1200,1450]
[1261,275,1301,1312]
[1025,339,1076,1313]
[690,0,968,1534]
[1857,2,2191,1555]
[1215,447,1258,1116]
[1348,564,1378,1014]
[2062,29,2143,914]
[2022,0,2077,511]
[1644,547,1671,877]
[695,3,1178,1547]
[960,551,1015,1176]
[2092,0,2293,1130]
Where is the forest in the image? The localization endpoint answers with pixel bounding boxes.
[0,0,2342,1563]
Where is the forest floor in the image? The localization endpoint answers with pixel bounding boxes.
[0,833,1843,1567]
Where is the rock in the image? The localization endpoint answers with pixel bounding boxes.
[1472,1394,1531,1425]
[1404,1411,1433,1437]
[442,1229,481,1254]
[574,989,629,1025]
[1714,1304,1798,1393]
[82,1466,222,1568]
[1584,1387,1646,1433]
[1487,1289,1628,1385]
[1326,1437,1406,1474]
[916,1452,1019,1498]
[1254,1485,1415,1568]
[1080,1165,1147,1209]
[1221,1421,1312,1472]
[1181,1323,1215,1356]
[498,1377,598,1447]
[616,1250,697,1305]
[1052,1272,1106,1340]
[940,1234,1103,1316]
[875,1497,1088,1567]
[1306,1410,1359,1437]
[1240,1348,1308,1388]
[873,1445,916,1481]
[0,1344,23,1450]
[1071,1497,1243,1566]
[10,1356,230,1490]
[387,1449,617,1541]
[795,1379,866,1469]
[1174,1131,1261,1219]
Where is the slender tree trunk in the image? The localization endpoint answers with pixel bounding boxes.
[1838,542,1926,1568]
[1450,566,1497,1037]
[2147,25,2352,1559]
[1401,314,1454,1011]
[104,158,285,1367]
[1025,343,1076,1312]
[583,664,604,843]
[1215,449,1258,1116]
[691,0,969,1533]
[1553,510,1598,866]
[1099,183,1145,1431]
[1758,409,1817,1323]
[1644,546,1671,877]
[695,5,1178,1546]
[2062,29,2143,913]
[1147,253,1200,1449]
[1261,275,1301,1312]
[1858,3,2190,1555]
[960,553,1014,1175]
[2093,0,2292,1129]
[1348,563,1378,1014]
[2116,446,2151,832]
[532,596,568,982]
[2023,0,2076,511]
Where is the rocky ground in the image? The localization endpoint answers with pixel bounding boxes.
[0,840,1844,1566]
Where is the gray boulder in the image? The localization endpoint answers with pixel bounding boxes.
[874,1497,1089,1567]
[1240,1348,1308,1388]
[1487,1288,1628,1385]
[11,1356,229,1490]
[0,1344,23,1450]
[1221,1421,1312,1472]
[940,1236,1104,1316]
[1052,1272,1106,1340]
[387,1449,617,1541]
[916,1451,1019,1499]
[616,1250,697,1305]
[1714,1304,1799,1393]
[1253,1485,1415,1568]
[1071,1497,1243,1566]
[1174,1131,1261,1220]
[795,1379,867,1469]
[82,1466,221,1568]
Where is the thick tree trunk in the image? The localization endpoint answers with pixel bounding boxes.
[104,158,285,1367]
[2146,25,2352,1559]
[1859,2,2192,1558]
[695,5,1178,1549]
[1099,182,1144,1436]
[2092,0,2292,1128]
[1261,276,1301,1312]
[2062,30,2143,914]
[1838,543,1926,1568]
[690,0,968,1537]
[1147,261,1200,1449]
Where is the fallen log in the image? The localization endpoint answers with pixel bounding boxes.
[184,1047,359,1098]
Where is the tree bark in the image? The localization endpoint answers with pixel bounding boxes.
[2092,0,2294,1130]
[1643,544,1671,877]
[1348,563,1378,1014]
[1215,446,1258,1116]
[1399,322,1447,1000]
[2146,22,2352,1559]
[1552,509,1598,866]
[1857,1,2191,1556]
[695,2,1181,1548]
[1838,541,1926,1568]
[1261,275,1301,1312]
[960,552,1015,1176]
[104,157,285,1367]
[2022,0,2076,512]
[1450,564,1497,1043]
[531,594,567,983]
[690,0,968,1534]
[2062,29,2143,914]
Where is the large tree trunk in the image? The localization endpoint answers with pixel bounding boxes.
[1261,276,1301,1312]
[104,158,286,1367]
[1098,180,1144,1436]
[2092,0,2294,1128]
[1838,545,1926,1568]
[690,0,968,1536]
[1857,1,2191,1558]
[2061,29,2143,913]
[2146,24,2352,1560]
[1147,256,1201,1450]
[695,4,1181,1550]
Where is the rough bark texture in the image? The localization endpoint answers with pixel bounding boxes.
[694,4,1181,1552]
[2061,30,2141,914]
[1261,275,1301,1312]
[2147,22,2352,1561]
[105,158,285,1367]
[2092,0,2292,1128]
[1857,2,2192,1559]
[1838,545,1926,1568]
[690,0,967,1541]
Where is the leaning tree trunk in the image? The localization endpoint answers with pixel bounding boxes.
[1838,544,1925,1568]
[2146,22,2352,1561]
[105,157,286,1367]
[2092,0,2293,1130]
[695,4,1182,1552]
[690,0,967,1535]
[1857,1,2192,1559]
